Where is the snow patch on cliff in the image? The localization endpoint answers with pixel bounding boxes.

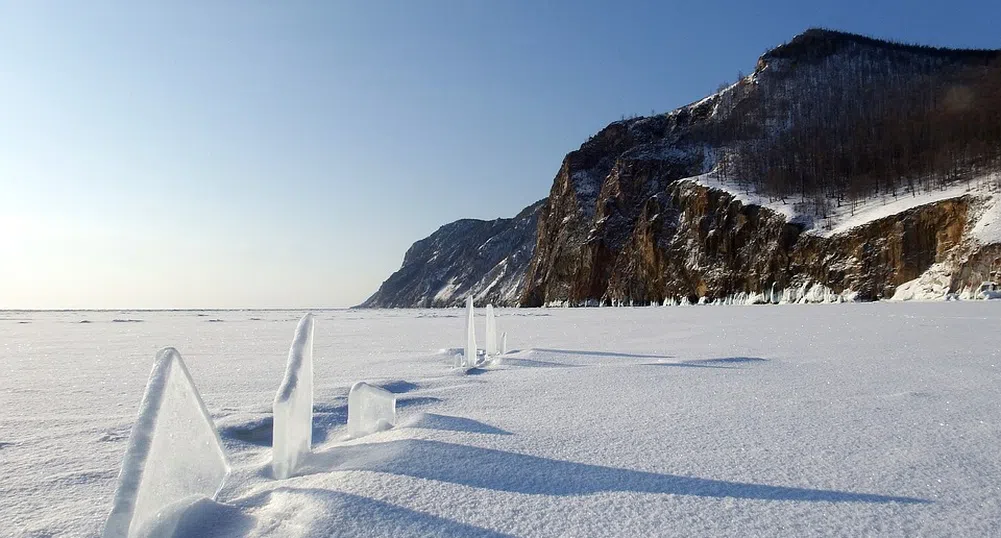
[970,192,1001,246]
[891,263,953,301]
[820,183,982,237]
[685,173,801,223]
[434,278,460,303]
[687,172,1001,239]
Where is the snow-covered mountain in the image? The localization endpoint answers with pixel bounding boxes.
[361,201,544,308]
[366,29,1001,307]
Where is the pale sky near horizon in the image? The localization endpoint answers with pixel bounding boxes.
[2,1,999,309]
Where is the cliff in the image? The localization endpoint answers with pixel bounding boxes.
[364,29,1001,307]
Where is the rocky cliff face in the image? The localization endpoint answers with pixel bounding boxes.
[519,29,1001,306]
[365,29,1001,308]
[361,201,544,308]
[583,180,982,304]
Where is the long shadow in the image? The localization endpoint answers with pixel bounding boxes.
[500,358,580,369]
[532,348,675,360]
[235,488,512,537]
[406,413,513,435]
[398,396,443,409]
[380,380,420,393]
[643,357,769,370]
[695,357,768,365]
[643,362,737,369]
[301,439,927,504]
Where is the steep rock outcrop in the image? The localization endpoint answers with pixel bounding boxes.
[520,29,1001,305]
[365,29,1001,307]
[587,181,979,304]
[360,201,544,308]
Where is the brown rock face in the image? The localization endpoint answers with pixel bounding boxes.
[521,108,717,306]
[525,178,980,306]
[790,198,970,299]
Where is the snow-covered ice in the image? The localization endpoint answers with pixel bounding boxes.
[102,347,229,538]
[271,314,314,480]
[346,382,397,438]
[4,304,1001,537]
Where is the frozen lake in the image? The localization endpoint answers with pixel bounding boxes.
[3,303,1000,537]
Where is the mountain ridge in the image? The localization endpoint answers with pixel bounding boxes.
[362,29,1001,308]
[360,200,545,308]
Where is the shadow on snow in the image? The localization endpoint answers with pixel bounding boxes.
[298,439,927,504]
[404,413,513,436]
[643,357,769,369]
[531,348,676,360]
[498,357,581,368]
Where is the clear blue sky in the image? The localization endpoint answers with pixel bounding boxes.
[2,1,998,309]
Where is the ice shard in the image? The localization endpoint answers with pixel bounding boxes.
[501,332,507,355]
[464,296,477,367]
[485,304,497,357]
[272,313,315,480]
[102,348,229,538]
[347,382,397,438]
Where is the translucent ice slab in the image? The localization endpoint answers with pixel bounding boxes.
[102,348,229,538]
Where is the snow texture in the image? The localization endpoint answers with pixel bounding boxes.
[102,347,229,538]
[689,173,1000,238]
[464,296,477,368]
[891,263,954,302]
[7,306,1001,537]
[346,382,397,438]
[271,314,314,479]
[971,191,1001,246]
[485,304,497,357]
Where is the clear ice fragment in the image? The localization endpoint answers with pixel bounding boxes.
[485,304,497,357]
[347,382,397,438]
[464,296,477,367]
[102,348,229,538]
[272,313,315,479]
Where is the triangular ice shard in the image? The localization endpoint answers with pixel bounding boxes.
[102,348,229,538]
[485,304,497,358]
[272,313,315,479]
[464,296,477,367]
[347,382,397,438]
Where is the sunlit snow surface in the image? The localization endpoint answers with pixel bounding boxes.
[3,305,1001,537]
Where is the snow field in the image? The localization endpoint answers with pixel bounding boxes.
[2,304,1001,536]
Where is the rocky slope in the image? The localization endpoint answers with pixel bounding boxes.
[364,29,1001,308]
[361,201,544,308]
